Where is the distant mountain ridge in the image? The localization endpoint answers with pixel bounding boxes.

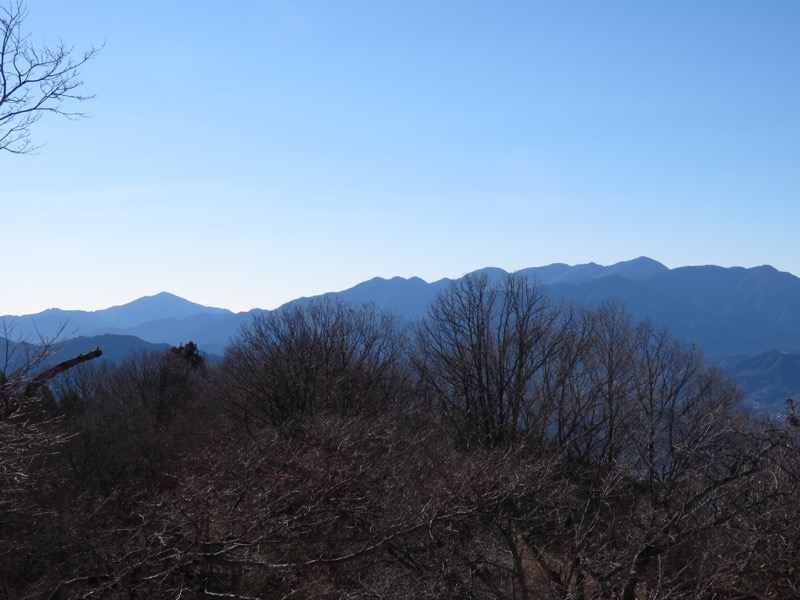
[518,256,670,284]
[3,258,799,411]
[5,292,233,344]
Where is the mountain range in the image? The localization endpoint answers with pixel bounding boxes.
[3,257,799,413]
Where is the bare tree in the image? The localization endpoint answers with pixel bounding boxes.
[1,0,100,154]
[224,298,410,429]
[515,310,779,600]
[414,272,562,448]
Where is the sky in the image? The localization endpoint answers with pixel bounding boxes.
[2,1,799,315]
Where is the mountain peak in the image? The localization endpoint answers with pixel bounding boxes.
[516,256,667,285]
[606,257,669,280]
[100,293,231,328]
[150,291,183,300]
[116,291,195,305]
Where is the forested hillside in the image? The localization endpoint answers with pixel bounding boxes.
[2,274,798,599]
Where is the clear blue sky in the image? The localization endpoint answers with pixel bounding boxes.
[2,1,799,314]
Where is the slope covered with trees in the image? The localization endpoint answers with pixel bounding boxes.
[2,275,799,599]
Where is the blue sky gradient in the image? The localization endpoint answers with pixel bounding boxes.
[2,1,799,314]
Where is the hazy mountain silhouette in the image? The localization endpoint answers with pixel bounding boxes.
[4,292,232,343]
[49,335,173,366]
[100,311,258,356]
[544,270,798,359]
[3,258,799,411]
[726,350,800,413]
[640,265,800,355]
[517,256,669,284]
[304,276,449,323]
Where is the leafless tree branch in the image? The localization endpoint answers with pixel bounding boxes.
[0,0,100,154]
